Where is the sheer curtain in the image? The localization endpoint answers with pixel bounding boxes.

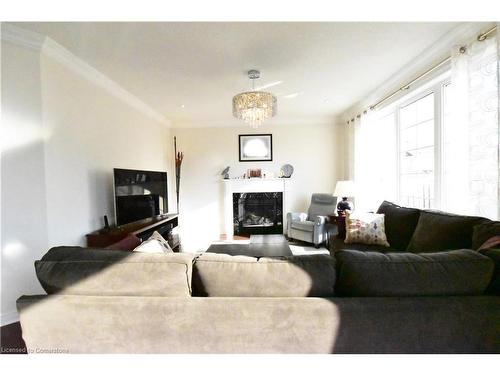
[353,110,397,212]
[442,27,500,220]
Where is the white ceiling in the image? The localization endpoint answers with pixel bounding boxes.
[15,22,461,127]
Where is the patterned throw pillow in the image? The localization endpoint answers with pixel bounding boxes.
[345,211,390,247]
[133,231,173,254]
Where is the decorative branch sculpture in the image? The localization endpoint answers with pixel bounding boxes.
[174,136,184,210]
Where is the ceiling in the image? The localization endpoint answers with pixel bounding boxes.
[14,22,461,127]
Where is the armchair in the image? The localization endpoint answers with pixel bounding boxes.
[286,194,337,248]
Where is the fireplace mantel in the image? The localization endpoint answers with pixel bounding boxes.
[223,178,292,239]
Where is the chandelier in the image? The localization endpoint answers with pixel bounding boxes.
[232,70,277,128]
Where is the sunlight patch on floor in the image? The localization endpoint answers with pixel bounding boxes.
[289,243,330,256]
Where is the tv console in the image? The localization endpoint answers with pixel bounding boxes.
[86,214,179,250]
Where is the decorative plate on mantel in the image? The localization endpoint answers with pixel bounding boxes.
[280,164,294,178]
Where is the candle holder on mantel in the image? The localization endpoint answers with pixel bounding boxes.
[247,169,262,178]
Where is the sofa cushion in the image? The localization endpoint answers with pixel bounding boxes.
[472,221,500,250]
[480,248,500,295]
[36,246,194,297]
[16,294,500,354]
[330,237,397,253]
[290,220,315,232]
[407,210,488,252]
[192,253,336,297]
[376,201,421,250]
[335,249,494,297]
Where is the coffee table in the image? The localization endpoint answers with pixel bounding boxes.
[206,234,292,257]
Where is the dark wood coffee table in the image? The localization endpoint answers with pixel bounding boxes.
[206,234,292,257]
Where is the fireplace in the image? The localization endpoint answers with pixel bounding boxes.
[233,192,283,236]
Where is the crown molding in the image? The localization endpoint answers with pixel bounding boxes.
[341,22,495,122]
[41,38,171,126]
[1,23,45,51]
[1,23,171,127]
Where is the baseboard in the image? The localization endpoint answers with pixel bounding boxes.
[1,310,20,326]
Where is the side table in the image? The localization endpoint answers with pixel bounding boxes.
[336,214,347,240]
[325,215,339,249]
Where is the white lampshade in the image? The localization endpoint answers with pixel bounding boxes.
[334,180,355,198]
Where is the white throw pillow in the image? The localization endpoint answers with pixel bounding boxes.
[345,211,390,247]
[133,231,173,253]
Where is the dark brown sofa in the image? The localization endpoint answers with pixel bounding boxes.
[332,201,500,296]
[331,200,495,254]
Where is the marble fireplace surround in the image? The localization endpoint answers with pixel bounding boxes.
[223,178,292,240]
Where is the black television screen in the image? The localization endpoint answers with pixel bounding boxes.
[113,168,168,226]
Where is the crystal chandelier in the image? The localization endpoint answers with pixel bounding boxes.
[232,70,277,128]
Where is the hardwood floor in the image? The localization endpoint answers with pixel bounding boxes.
[219,234,250,241]
[1,322,26,354]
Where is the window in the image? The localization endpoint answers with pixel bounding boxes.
[357,76,451,211]
[399,92,435,209]
[354,46,499,219]
[353,74,461,212]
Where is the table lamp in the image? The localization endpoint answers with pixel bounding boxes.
[334,180,355,215]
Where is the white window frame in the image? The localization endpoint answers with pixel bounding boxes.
[380,75,451,210]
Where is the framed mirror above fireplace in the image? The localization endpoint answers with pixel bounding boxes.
[238,134,273,162]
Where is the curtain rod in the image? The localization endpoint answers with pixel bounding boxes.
[347,25,497,124]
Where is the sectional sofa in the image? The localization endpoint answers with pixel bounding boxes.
[17,201,500,353]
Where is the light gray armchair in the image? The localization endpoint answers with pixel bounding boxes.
[286,194,337,248]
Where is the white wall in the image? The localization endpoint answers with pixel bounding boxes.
[172,124,344,252]
[40,54,173,246]
[1,38,173,324]
[1,42,49,325]
[1,25,344,323]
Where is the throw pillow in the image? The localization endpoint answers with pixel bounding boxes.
[344,211,390,247]
[133,231,173,254]
[106,234,141,251]
[376,201,420,250]
[472,221,500,250]
[478,236,500,252]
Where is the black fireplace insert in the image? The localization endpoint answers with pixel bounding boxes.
[233,192,283,236]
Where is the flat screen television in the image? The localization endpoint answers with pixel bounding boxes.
[113,168,168,226]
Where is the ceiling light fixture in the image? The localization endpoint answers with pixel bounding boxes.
[232,70,277,128]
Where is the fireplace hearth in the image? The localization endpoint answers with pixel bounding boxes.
[233,192,283,236]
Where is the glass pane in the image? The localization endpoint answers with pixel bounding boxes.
[416,147,434,174]
[398,92,435,209]
[416,93,434,122]
[400,101,417,129]
[417,120,434,148]
[400,151,416,174]
[400,126,417,151]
